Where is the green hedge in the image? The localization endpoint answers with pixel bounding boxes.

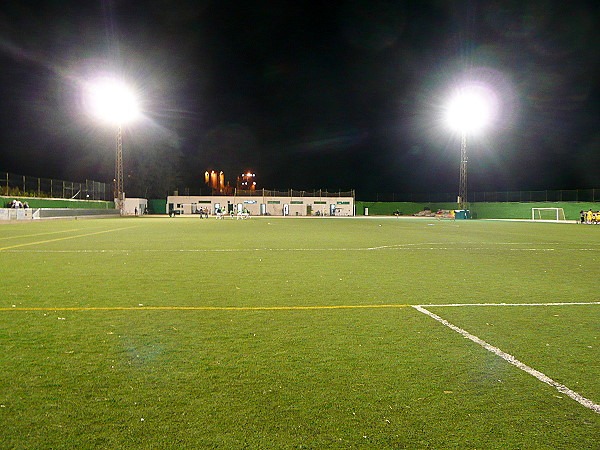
[355,201,598,220]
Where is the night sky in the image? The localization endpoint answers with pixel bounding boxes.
[0,0,598,199]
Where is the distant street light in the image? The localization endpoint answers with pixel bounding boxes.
[446,83,496,211]
[87,77,139,213]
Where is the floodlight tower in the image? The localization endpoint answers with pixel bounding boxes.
[87,77,139,213]
[459,131,467,210]
[446,84,494,211]
[115,124,124,207]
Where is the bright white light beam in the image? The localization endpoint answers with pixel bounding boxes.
[87,77,139,124]
[445,84,497,134]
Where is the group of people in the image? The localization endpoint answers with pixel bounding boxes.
[7,199,28,209]
[580,210,600,224]
[215,207,250,219]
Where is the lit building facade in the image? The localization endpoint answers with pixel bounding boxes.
[166,190,355,217]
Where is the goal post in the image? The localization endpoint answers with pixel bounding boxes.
[531,207,566,221]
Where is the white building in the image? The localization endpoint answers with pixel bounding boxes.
[166,191,354,217]
[123,197,148,216]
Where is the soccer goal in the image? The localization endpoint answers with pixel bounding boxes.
[531,207,566,221]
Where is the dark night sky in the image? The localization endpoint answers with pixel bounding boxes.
[0,0,598,199]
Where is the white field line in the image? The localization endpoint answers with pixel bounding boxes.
[1,244,599,253]
[412,305,600,415]
[422,302,600,307]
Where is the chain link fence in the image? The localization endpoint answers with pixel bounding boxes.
[1,172,110,201]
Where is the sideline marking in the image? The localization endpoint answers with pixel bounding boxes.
[3,302,596,311]
[1,304,411,311]
[2,243,599,253]
[0,302,600,311]
[0,304,411,311]
[3,248,599,253]
[413,305,600,415]
[0,226,138,251]
[422,302,600,308]
[0,305,414,311]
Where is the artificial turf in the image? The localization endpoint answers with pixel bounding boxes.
[0,216,598,448]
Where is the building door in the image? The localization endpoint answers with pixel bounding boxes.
[260,204,266,215]
[306,205,312,216]
[283,204,289,216]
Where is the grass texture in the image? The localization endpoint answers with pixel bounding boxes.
[0,216,598,448]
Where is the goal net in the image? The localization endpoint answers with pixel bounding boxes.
[531,207,566,221]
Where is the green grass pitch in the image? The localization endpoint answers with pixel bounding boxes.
[0,216,598,448]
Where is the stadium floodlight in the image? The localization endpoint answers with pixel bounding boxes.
[445,84,495,134]
[86,77,139,214]
[445,83,497,211]
[88,77,139,125]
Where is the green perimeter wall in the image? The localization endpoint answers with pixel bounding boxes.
[355,201,598,220]
[148,199,167,214]
[2,196,114,209]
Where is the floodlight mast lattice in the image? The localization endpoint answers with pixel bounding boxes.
[446,84,494,211]
[87,77,139,214]
[114,124,124,210]
[459,131,467,210]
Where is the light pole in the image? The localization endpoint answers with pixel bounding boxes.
[446,84,495,211]
[114,124,124,210]
[459,131,467,210]
[87,77,139,214]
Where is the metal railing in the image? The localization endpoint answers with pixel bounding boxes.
[174,188,355,198]
[371,189,599,203]
[234,189,355,198]
[1,172,110,201]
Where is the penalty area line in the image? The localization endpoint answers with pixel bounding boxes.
[412,305,600,415]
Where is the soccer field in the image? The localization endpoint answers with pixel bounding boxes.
[0,217,598,448]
